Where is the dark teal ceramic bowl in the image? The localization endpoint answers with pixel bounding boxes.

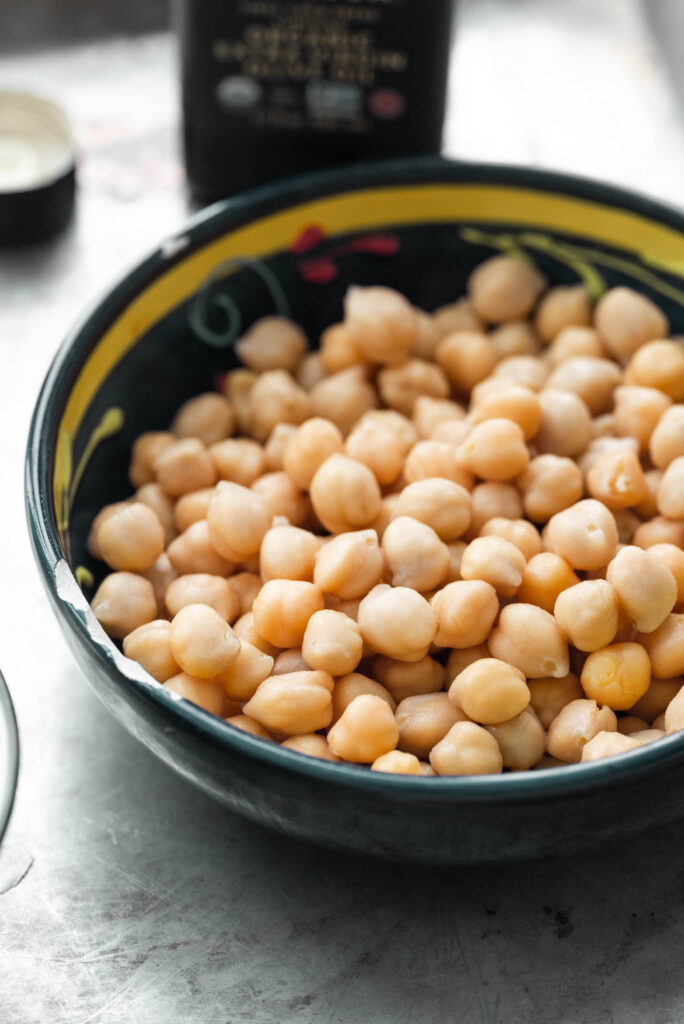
[0,671,19,844]
[25,158,684,863]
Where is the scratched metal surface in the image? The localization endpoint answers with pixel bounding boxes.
[2,3,684,1021]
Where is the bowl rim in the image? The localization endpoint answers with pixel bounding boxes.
[25,155,684,803]
[0,669,19,843]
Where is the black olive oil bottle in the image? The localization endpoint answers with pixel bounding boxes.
[178,0,455,203]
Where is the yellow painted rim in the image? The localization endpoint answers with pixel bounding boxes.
[53,181,684,518]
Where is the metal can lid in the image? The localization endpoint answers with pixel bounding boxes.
[0,90,76,245]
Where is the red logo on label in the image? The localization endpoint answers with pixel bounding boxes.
[368,89,405,120]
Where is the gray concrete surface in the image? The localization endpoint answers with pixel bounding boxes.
[2,4,684,1021]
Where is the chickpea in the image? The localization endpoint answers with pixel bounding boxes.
[251,471,308,526]
[594,286,669,362]
[225,714,272,739]
[546,326,605,367]
[612,385,672,451]
[456,418,529,481]
[492,355,548,391]
[665,686,684,733]
[592,414,616,439]
[378,358,450,416]
[430,417,472,448]
[302,609,363,675]
[469,482,523,535]
[489,603,569,678]
[167,520,234,576]
[577,436,640,479]
[153,438,217,497]
[617,715,650,735]
[392,477,472,541]
[487,707,546,770]
[449,657,530,724]
[328,693,399,762]
[273,649,310,674]
[311,530,382,601]
[282,734,340,761]
[372,654,444,702]
[248,370,313,442]
[581,731,641,761]
[233,612,280,657]
[649,405,684,469]
[235,316,307,373]
[445,644,490,684]
[480,518,542,561]
[653,712,668,731]
[331,672,396,724]
[640,614,684,678]
[310,366,378,436]
[546,356,622,416]
[129,431,174,488]
[586,449,648,512]
[624,339,684,400]
[411,309,442,360]
[657,456,684,520]
[209,438,266,486]
[412,396,466,439]
[517,552,580,613]
[470,384,542,440]
[91,571,157,638]
[554,580,619,651]
[134,483,176,546]
[633,516,684,550]
[427,579,498,649]
[535,283,592,342]
[647,544,684,605]
[165,673,225,716]
[123,620,179,682]
[546,698,617,761]
[282,417,344,490]
[264,422,298,472]
[489,320,540,359]
[633,470,661,520]
[631,677,682,722]
[317,321,362,373]
[207,481,271,560]
[169,603,240,678]
[403,440,473,490]
[459,536,526,598]
[252,579,323,648]
[528,673,584,728]
[382,516,450,591]
[532,755,570,770]
[613,509,642,545]
[546,500,619,571]
[606,545,677,633]
[143,553,178,613]
[468,254,546,323]
[534,390,592,458]
[172,488,211,534]
[87,501,131,559]
[165,573,239,622]
[435,331,497,393]
[217,640,274,701]
[444,540,467,582]
[371,751,423,774]
[171,392,235,446]
[97,503,165,573]
[222,367,256,434]
[244,672,334,735]
[257,525,317,584]
[308,454,380,533]
[432,297,483,337]
[345,417,406,486]
[395,692,466,759]
[343,285,418,364]
[580,642,651,710]
[631,728,665,744]
[429,721,503,775]
[297,352,326,391]
[357,584,437,661]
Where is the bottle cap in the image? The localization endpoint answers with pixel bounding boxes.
[0,90,76,245]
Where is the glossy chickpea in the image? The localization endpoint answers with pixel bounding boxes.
[665,686,684,733]
[624,339,684,400]
[345,417,406,486]
[554,580,619,651]
[633,516,684,550]
[657,457,684,519]
[395,692,466,759]
[640,614,684,678]
[429,579,498,649]
[309,454,381,533]
[207,481,271,560]
[612,385,672,451]
[264,422,298,472]
[171,392,234,446]
[235,316,307,373]
[581,731,641,761]
[528,673,584,728]
[381,516,450,591]
[319,321,364,373]
[165,673,225,716]
[259,525,318,583]
[134,483,176,546]
[283,417,344,490]
[310,366,378,436]
[632,728,665,744]
[492,354,548,391]
[272,649,309,675]
[371,751,422,774]
[123,620,179,682]
[248,370,313,442]
[87,501,131,559]
[97,503,165,573]
[487,707,546,770]
[546,356,622,415]
[358,584,437,661]
[489,603,569,678]
[403,440,473,490]
[372,654,444,703]
[489,320,540,359]
[169,604,240,678]
[470,383,542,440]
[165,573,239,621]
[546,500,619,571]
[244,672,334,735]
[435,331,497,393]
[585,449,648,512]
[251,472,308,525]
[594,286,669,362]
[343,285,418,364]
[648,544,684,605]
[431,297,482,337]
[252,579,323,648]
[412,396,466,439]
[429,417,472,447]
[313,529,383,600]
[142,553,178,613]
[546,326,605,367]
[91,572,157,639]
[153,438,217,497]
[468,254,546,323]
[445,644,490,684]
[649,405,684,469]
[378,358,450,416]
[480,518,542,561]
[393,477,472,541]
[281,734,340,761]
[577,436,640,478]
[429,721,503,775]
[580,642,651,710]
[546,698,617,762]
[301,609,363,675]
[328,693,399,762]
[129,431,175,488]
[449,657,530,724]
[469,482,523,535]
[533,390,593,458]
[173,488,213,533]
[535,283,591,341]
[225,714,272,739]
[216,641,274,702]
[517,552,580,613]
[331,673,396,723]
[167,520,234,577]
[209,438,266,486]
[459,536,526,598]
[606,545,677,632]
[457,419,530,482]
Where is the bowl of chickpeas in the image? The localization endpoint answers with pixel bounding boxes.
[0,671,18,844]
[26,157,684,863]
